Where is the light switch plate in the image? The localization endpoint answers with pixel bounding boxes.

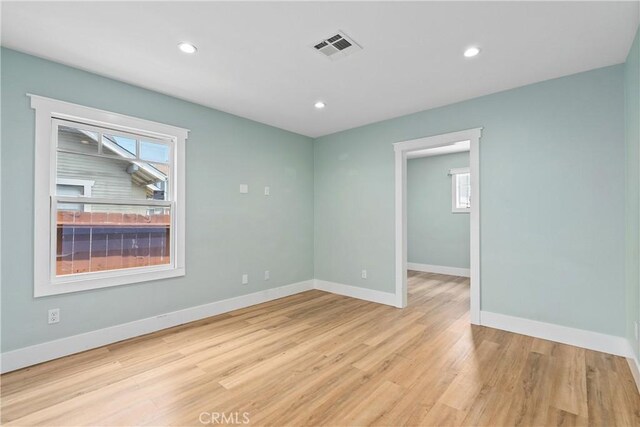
[242,274,249,285]
[240,184,249,194]
[264,186,270,196]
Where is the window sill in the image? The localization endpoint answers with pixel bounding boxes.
[34,266,185,297]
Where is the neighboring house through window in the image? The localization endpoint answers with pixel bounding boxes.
[31,95,189,296]
[450,167,471,213]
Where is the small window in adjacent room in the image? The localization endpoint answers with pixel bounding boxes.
[450,167,471,213]
[30,95,189,297]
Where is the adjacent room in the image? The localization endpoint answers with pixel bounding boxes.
[408,147,471,277]
[1,1,639,426]
[406,144,472,326]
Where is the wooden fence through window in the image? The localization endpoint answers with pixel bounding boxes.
[56,211,171,275]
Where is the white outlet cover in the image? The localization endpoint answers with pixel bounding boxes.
[264,186,270,196]
[242,274,249,285]
[48,308,60,324]
[361,269,367,279]
[240,184,249,194]
[264,270,270,280]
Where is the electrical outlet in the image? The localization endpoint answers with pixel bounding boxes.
[264,270,270,280]
[264,186,270,196]
[48,308,60,324]
[242,274,249,285]
[361,269,367,279]
[239,184,249,194]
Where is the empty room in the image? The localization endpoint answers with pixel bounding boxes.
[406,143,472,331]
[1,1,639,426]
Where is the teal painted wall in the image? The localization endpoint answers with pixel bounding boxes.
[0,45,633,352]
[0,48,315,352]
[625,28,640,358]
[407,152,470,268]
[315,65,626,336]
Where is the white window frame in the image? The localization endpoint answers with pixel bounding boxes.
[450,167,471,213]
[30,94,189,297]
[56,178,95,198]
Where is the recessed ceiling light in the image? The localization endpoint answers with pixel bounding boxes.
[314,101,326,109]
[178,42,197,54]
[464,47,480,58]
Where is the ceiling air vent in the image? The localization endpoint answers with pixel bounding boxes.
[312,31,362,61]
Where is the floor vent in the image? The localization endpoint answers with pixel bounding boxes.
[312,31,362,61]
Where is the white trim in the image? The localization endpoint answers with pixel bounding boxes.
[394,145,408,309]
[28,95,189,140]
[314,279,397,306]
[407,263,470,277]
[0,280,315,373]
[394,128,482,321]
[448,167,469,175]
[37,267,186,298]
[481,311,632,357]
[53,196,171,206]
[4,279,635,375]
[407,140,470,159]
[469,132,481,324]
[626,351,640,393]
[29,94,189,297]
[56,178,95,197]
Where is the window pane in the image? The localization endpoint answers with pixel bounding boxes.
[140,140,170,163]
[56,203,171,276]
[57,151,169,200]
[102,134,136,158]
[456,173,471,209]
[146,163,170,200]
[57,184,85,211]
[57,125,99,153]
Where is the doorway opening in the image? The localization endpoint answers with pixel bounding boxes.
[393,128,482,324]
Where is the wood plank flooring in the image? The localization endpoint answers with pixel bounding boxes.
[2,271,639,426]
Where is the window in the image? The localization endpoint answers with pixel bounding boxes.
[450,167,471,213]
[57,178,94,211]
[31,95,188,297]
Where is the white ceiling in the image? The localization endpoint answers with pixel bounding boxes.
[2,2,638,138]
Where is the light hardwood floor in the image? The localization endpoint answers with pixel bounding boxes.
[2,271,639,426]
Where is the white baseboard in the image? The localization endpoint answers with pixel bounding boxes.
[626,348,640,393]
[480,311,632,358]
[0,280,314,374]
[407,262,470,277]
[1,278,397,373]
[314,279,397,307]
[5,282,633,377]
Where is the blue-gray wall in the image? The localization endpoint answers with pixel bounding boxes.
[407,152,469,269]
[315,65,626,336]
[1,43,635,353]
[625,28,640,358]
[0,48,315,352]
